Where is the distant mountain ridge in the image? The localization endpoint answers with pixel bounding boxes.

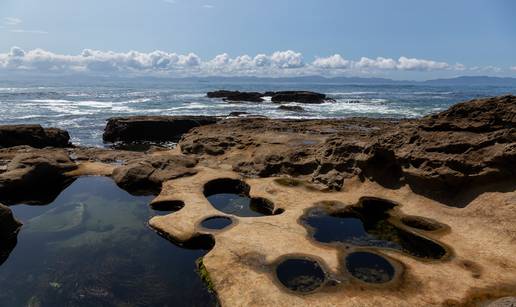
[2,74,516,86]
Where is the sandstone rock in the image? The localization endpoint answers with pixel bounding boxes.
[0,125,71,148]
[112,154,198,194]
[0,149,77,205]
[488,297,516,307]
[103,116,219,143]
[179,95,516,207]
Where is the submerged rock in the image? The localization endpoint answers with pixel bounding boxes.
[103,116,219,143]
[25,202,85,234]
[278,105,305,112]
[0,125,71,148]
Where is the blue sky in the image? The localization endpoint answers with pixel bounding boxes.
[0,0,515,79]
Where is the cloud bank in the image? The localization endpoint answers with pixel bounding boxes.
[0,46,509,77]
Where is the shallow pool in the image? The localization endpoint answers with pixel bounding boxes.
[0,176,216,307]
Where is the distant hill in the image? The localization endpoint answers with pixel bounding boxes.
[420,76,516,86]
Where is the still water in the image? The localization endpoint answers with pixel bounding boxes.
[0,176,216,307]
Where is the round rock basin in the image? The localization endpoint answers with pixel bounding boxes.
[200,216,233,230]
[345,252,395,284]
[275,258,326,293]
[150,200,185,216]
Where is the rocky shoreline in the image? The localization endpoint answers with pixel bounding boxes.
[0,94,515,306]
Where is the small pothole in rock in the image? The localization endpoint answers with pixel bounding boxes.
[301,197,448,259]
[150,200,185,215]
[204,178,282,217]
[401,216,443,231]
[345,252,395,284]
[275,258,326,293]
[201,216,233,230]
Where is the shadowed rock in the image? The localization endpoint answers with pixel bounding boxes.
[271,91,330,104]
[207,90,264,102]
[103,116,219,143]
[0,125,71,148]
[0,149,77,205]
[112,154,198,195]
[0,203,22,265]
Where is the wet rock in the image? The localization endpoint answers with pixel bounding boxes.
[0,203,21,265]
[112,154,198,194]
[278,105,305,112]
[103,116,219,143]
[228,112,249,117]
[207,90,264,102]
[0,149,77,205]
[0,125,71,148]
[0,203,22,239]
[271,91,332,104]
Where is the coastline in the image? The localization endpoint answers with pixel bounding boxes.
[0,94,515,306]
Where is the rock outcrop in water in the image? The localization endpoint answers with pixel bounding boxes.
[207,90,334,104]
[0,125,71,148]
[103,116,219,143]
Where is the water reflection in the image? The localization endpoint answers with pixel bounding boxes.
[0,176,216,307]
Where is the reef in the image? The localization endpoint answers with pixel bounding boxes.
[0,95,515,306]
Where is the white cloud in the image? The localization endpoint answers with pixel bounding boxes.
[313,54,350,69]
[202,4,214,8]
[0,47,491,77]
[9,29,48,34]
[510,66,516,72]
[2,17,22,26]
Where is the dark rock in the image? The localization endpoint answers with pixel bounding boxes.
[0,203,20,266]
[228,112,249,117]
[278,105,305,112]
[0,149,77,205]
[112,154,198,195]
[207,90,264,102]
[0,203,21,239]
[271,91,330,104]
[0,125,71,148]
[103,116,219,143]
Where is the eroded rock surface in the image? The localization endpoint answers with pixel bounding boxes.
[179,95,516,206]
[112,153,198,195]
[0,125,71,148]
[0,203,21,265]
[0,148,77,205]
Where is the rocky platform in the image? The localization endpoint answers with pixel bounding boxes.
[0,95,515,306]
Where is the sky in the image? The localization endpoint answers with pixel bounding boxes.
[0,0,515,80]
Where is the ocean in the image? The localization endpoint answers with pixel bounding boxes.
[0,79,514,146]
